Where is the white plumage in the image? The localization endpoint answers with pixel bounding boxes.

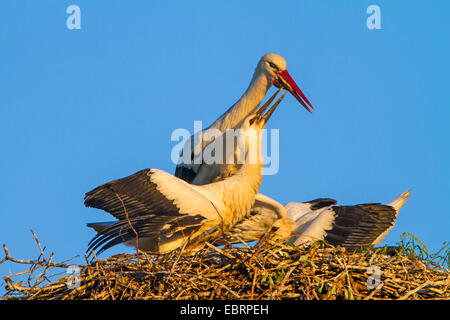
[175,53,313,185]
[85,91,287,255]
[84,52,410,256]
[172,54,315,249]
[218,191,411,251]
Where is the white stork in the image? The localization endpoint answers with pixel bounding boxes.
[175,53,313,185]
[84,91,287,255]
[217,191,411,251]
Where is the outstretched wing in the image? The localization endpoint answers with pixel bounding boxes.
[85,169,179,220]
[323,203,397,251]
[218,194,402,252]
[85,168,225,254]
[288,201,398,251]
[84,168,220,221]
[87,213,208,255]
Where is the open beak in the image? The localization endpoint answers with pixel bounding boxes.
[274,70,314,113]
[255,88,282,119]
[262,91,287,126]
[252,88,287,127]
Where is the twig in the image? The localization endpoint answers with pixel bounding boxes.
[2,244,79,269]
[204,242,235,259]
[250,266,259,300]
[229,234,251,249]
[33,252,54,288]
[30,229,46,262]
[398,280,433,300]
[167,239,189,279]
[2,234,450,300]
[273,266,296,297]
[179,273,241,299]
[115,193,139,256]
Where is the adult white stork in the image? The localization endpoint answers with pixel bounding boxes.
[175,53,313,185]
[84,91,287,255]
[217,191,411,252]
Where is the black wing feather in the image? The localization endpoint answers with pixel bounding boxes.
[306,198,338,210]
[325,203,397,251]
[84,169,181,220]
[174,165,197,183]
[87,214,207,255]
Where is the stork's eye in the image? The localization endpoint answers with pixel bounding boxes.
[268,62,279,71]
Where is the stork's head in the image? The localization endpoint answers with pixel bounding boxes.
[268,218,296,240]
[257,53,314,113]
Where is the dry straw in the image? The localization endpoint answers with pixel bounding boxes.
[1,230,449,300]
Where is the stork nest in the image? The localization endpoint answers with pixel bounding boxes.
[1,231,449,300]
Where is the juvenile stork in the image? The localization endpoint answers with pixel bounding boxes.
[84,91,287,255]
[175,53,313,185]
[218,191,411,251]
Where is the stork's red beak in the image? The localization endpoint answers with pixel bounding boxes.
[274,70,314,113]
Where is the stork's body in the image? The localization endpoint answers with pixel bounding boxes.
[218,191,411,251]
[175,53,313,184]
[85,92,287,255]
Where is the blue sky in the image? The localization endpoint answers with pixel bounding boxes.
[1,1,449,292]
